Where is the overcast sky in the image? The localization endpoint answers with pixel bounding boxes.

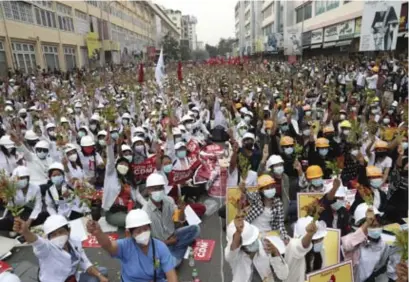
[152,0,236,46]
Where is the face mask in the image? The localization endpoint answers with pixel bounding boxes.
[176,150,187,158]
[351,150,359,157]
[244,116,251,123]
[383,118,390,125]
[263,188,276,198]
[284,147,294,155]
[98,140,106,146]
[68,154,78,162]
[163,164,173,173]
[48,131,56,137]
[340,114,346,120]
[134,230,151,245]
[311,178,323,187]
[313,241,323,253]
[74,108,81,114]
[83,147,94,155]
[266,129,271,135]
[50,235,68,249]
[17,179,28,189]
[318,148,328,157]
[51,175,64,186]
[367,227,382,239]
[375,152,387,159]
[244,239,259,253]
[402,142,408,150]
[124,155,133,163]
[134,145,145,153]
[36,151,47,159]
[122,119,129,126]
[151,190,165,202]
[273,165,284,175]
[117,164,129,175]
[174,137,182,144]
[89,124,97,131]
[281,125,289,132]
[244,143,253,150]
[370,178,383,189]
[303,129,311,136]
[78,131,86,138]
[111,132,119,140]
[343,129,350,135]
[330,200,345,211]
[305,111,311,116]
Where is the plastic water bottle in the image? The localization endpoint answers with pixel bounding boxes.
[192,268,200,282]
[188,248,195,267]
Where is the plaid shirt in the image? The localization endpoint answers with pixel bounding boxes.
[245,191,289,240]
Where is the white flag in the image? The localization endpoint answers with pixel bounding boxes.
[155,48,165,88]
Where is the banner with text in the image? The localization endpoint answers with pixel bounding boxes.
[284,27,302,55]
[131,155,157,181]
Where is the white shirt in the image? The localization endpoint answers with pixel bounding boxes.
[79,152,104,179]
[366,74,378,90]
[283,238,312,282]
[66,161,85,180]
[0,151,18,176]
[252,207,273,232]
[369,153,392,173]
[227,169,258,188]
[33,237,92,282]
[45,183,89,217]
[9,183,42,219]
[356,72,365,87]
[225,239,289,282]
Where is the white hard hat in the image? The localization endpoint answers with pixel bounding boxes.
[121,144,132,152]
[174,141,186,150]
[242,132,255,141]
[12,166,30,178]
[125,209,152,229]
[24,130,39,141]
[97,130,107,137]
[181,115,194,123]
[0,135,15,148]
[134,127,145,134]
[48,162,64,173]
[90,114,100,121]
[324,182,347,197]
[43,214,69,235]
[18,108,27,114]
[5,105,13,112]
[34,140,49,150]
[294,216,327,240]
[0,272,21,282]
[266,155,284,169]
[74,102,82,108]
[60,117,69,123]
[178,125,186,132]
[172,128,181,135]
[64,143,77,154]
[45,123,56,130]
[244,111,253,118]
[146,173,166,188]
[122,113,131,119]
[132,136,144,144]
[392,101,398,107]
[354,203,380,225]
[239,107,248,114]
[80,136,95,146]
[226,220,259,246]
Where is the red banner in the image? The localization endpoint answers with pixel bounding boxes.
[186,139,200,164]
[82,233,119,248]
[168,160,201,185]
[193,239,215,261]
[131,155,157,181]
[0,261,12,274]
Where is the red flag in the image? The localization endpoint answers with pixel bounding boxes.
[138,63,144,84]
[177,61,183,81]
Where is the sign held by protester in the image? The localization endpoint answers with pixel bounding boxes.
[193,239,216,261]
[82,233,119,248]
[131,155,157,181]
[307,260,353,282]
[297,192,325,218]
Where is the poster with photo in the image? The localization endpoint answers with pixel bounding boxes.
[311,28,323,44]
[338,19,355,40]
[360,0,401,51]
[324,24,339,42]
[284,27,302,55]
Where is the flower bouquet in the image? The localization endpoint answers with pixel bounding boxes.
[394,229,408,261]
[325,160,341,177]
[357,184,374,206]
[237,153,251,181]
[302,199,325,222]
[72,179,103,221]
[0,170,24,217]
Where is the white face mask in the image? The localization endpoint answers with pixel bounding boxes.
[151,190,164,202]
[263,188,276,198]
[50,235,68,249]
[305,111,311,116]
[48,131,56,137]
[303,129,311,136]
[117,164,129,175]
[134,230,151,245]
[313,241,323,253]
[134,145,145,153]
[68,154,78,162]
[89,124,97,131]
[36,151,47,159]
[98,139,106,146]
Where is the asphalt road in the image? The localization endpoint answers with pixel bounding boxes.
[5,200,233,282]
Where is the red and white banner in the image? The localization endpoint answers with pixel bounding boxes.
[0,261,12,274]
[82,233,119,248]
[131,155,157,181]
[193,239,215,261]
[168,160,201,186]
[186,139,200,164]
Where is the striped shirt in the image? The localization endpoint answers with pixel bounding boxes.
[143,197,176,241]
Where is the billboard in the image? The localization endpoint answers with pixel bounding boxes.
[338,19,355,40]
[359,0,402,51]
[302,31,312,46]
[284,27,302,55]
[324,24,339,42]
[266,33,283,52]
[311,28,323,44]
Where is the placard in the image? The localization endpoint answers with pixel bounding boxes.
[323,228,341,266]
[0,261,12,274]
[307,260,353,282]
[131,155,157,181]
[82,233,119,248]
[324,25,339,42]
[284,27,302,55]
[226,186,259,225]
[297,192,325,218]
[193,239,215,261]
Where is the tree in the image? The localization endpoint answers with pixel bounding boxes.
[191,49,210,61]
[217,37,236,56]
[205,44,218,58]
[161,33,179,61]
[180,39,192,61]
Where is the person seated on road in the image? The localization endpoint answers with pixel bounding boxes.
[142,172,200,265]
[86,209,178,282]
[225,216,289,282]
[13,214,108,282]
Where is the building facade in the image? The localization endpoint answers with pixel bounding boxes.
[0,0,179,76]
[153,4,181,50]
[181,15,198,50]
[165,9,182,39]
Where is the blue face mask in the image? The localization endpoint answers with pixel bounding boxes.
[111,132,119,140]
[176,150,187,158]
[244,239,259,253]
[402,142,408,150]
[163,164,173,173]
[311,178,323,187]
[367,227,382,239]
[319,148,328,156]
[273,166,284,175]
[281,125,289,132]
[313,241,323,253]
[284,147,294,155]
[78,131,86,138]
[263,188,276,199]
[370,178,383,189]
[330,200,345,211]
[51,175,64,186]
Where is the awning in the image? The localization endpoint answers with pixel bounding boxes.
[302,45,310,49]
[323,42,336,48]
[311,44,322,49]
[398,32,407,37]
[336,40,352,47]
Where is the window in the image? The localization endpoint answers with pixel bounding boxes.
[296,3,312,23]
[75,10,87,21]
[34,7,56,28]
[86,1,99,8]
[64,47,76,71]
[315,1,326,16]
[304,3,312,20]
[57,3,71,15]
[326,0,339,11]
[2,1,34,23]
[57,3,74,32]
[12,42,36,74]
[0,42,7,77]
[42,45,59,71]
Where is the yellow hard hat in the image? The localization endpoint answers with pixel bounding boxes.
[280,136,294,146]
[235,103,242,110]
[306,165,324,179]
[366,165,382,178]
[374,140,388,150]
[323,125,335,134]
[372,66,379,73]
[373,97,380,102]
[315,138,330,148]
[339,120,352,128]
[265,120,274,129]
[258,174,275,188]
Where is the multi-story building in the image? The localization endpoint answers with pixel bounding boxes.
[196,41,204,50]
[152,4,181,50]
[234,1,245,55]
[0,0,179,75]
[181,15,197,50]
[165,9,182,39]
